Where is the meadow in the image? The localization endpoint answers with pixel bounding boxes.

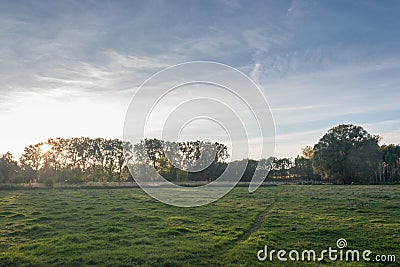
[0,185,399,266]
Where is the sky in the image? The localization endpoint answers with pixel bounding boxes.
[0,0,399,159]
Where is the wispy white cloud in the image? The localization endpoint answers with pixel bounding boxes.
[1,1,399,159]
[100,50,172,70]
[250,63,262,85]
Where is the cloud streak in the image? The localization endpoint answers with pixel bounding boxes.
[0,1,399,158]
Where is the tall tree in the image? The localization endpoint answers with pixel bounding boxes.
[0,152,19,183]
[380,144,400,182]
[312,124,381,184]
[293,156,314,180]
[270,157,292,179]
[19,143,44,182]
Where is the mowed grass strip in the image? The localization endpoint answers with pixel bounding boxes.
[0,185,399,266]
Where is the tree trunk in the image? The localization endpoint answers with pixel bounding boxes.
[118,169,121,186]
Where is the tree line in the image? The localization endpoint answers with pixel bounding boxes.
[0,137,130,186]
[0,124,399,185]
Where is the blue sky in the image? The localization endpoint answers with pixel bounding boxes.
[0,0,399,158]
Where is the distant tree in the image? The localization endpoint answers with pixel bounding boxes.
[176,141,201,170]
[90,138,106,182]
[103,139,116,182]
[293,156,314,180]
[271,158,292,179]
[146,138,165,170]
[116,141,131,184]
[40,149,56,186]
[312,124,381,184]
[238,159,258,182]
[0,152,19,183]
[380,144,400,182]
[130,139,163,182]
[19,143,44,182]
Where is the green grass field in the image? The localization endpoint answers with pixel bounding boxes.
[0,185,399,266]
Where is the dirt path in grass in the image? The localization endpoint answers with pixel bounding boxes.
[238,192,279,242]
[212,190,280,265]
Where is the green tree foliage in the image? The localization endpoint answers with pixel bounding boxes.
[268,158,293,179]
[379,144,400,182]
[16,137,131,184]
[301,146,314,159]
[293,156,314,180]
[312,124,381,184]
[19,143,44,182]
[1,126,398,185]
[236,159,258,182]
[130,139,229,182]
[0,152,20,183]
